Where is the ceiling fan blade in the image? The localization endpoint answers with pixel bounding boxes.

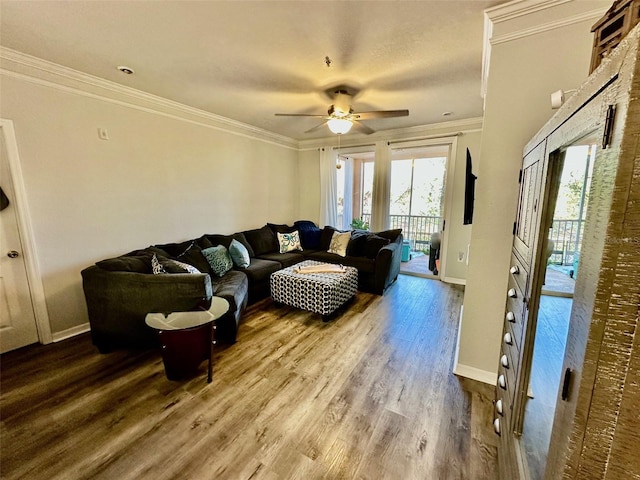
[304,121,329,134]
[275,113,327,118]
[354,109,409,120]
[351,120,375,135]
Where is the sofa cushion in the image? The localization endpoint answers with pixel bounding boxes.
[96,255,150,273]
[328,231,351,257]
[319,226,339,250]
[211,270,248,316]
[267,223,295,234]
[236,257,281,284]
[294,220,322,250]
[154,239,197,258]
[174,242,211,274]
[243,225,278,256]
[364,234,391,259]
[307,251,375,274]
[202,245,233,277]
[277,231,303,253]
[376,229,403,242]
[257,251,305,268]
[347,230,369,257]
[204,232,255,257]
[229,239,251,268]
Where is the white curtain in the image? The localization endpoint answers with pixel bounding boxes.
[319,147,338,228]
[341,156,354,230]
[371,141,391,231]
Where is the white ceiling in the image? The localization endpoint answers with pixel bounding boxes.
[0,0,508,140]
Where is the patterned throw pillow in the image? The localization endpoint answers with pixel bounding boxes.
[229,238,250,268]
[328,231,351,257]
[166,258,200,274]
[202,245,233,277]
[277,231,303,254]
[151,253,167,274]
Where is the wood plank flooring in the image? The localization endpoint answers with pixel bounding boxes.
[1,275,498,480]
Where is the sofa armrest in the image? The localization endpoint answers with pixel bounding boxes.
[372,234,403,294]
[81,265,213,351]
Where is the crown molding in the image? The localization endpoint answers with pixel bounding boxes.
[0,47,299,150]
[297,117,483,151]
[485,0,572,24]
[490,8,607,45]
[481,0,608,98]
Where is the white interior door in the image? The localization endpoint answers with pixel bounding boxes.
[0,127,39,353]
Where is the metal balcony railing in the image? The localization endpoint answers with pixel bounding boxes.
[548,218,583,266]
[359,213,443,252]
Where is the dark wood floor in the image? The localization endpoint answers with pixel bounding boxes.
[1,275,498,480]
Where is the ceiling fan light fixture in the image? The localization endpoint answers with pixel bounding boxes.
[327,118,353,134]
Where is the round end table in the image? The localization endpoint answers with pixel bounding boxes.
[145,297,229,383]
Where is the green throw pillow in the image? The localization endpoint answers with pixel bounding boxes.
[229,238,250,268]
[202,245,233,277]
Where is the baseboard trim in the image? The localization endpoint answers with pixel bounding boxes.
[443,276,466,286]
[453,363,497,385]
[52,323,90,343]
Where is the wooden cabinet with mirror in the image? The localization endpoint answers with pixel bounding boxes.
[495,24,640,480]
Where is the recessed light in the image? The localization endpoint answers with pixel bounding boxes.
[442,111,453,116]
[117,66,135,75]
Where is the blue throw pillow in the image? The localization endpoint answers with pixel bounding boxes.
[229,238,250,268]
[202,245,233,277]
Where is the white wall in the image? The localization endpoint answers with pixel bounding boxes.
[297,148,321,223]
[456,0,610,382]
[443,129,482,281]
[0,66,298,336]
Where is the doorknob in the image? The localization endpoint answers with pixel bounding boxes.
[7,250,19,258]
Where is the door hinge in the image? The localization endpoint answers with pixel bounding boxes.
[518,169,523,183]
[602,104,616,149]
[442,219,446,232]
[513,222,517,235]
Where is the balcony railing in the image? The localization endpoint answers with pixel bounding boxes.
[345,215,582,265]
[549,218,583,266]
[360,213,443,252]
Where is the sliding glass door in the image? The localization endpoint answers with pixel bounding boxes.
[390,144,449,276]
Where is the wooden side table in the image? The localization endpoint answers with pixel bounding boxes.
[145,297,229,383]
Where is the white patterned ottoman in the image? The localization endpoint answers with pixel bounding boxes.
[270,260,358,320]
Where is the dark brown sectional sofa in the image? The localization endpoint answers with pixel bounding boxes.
[81,221,402,353]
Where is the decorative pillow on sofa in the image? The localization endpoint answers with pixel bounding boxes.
[277,231,303,253]
[164,258,201,274]
[328,231,351,257]
[151,253,168,274]
[319,226,338,250]
[294,220,322,250]
[202,245,233,277]
[229,238,250,268]
[364,234,391,259]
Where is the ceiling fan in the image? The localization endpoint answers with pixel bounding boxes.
[275,89,409,135]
